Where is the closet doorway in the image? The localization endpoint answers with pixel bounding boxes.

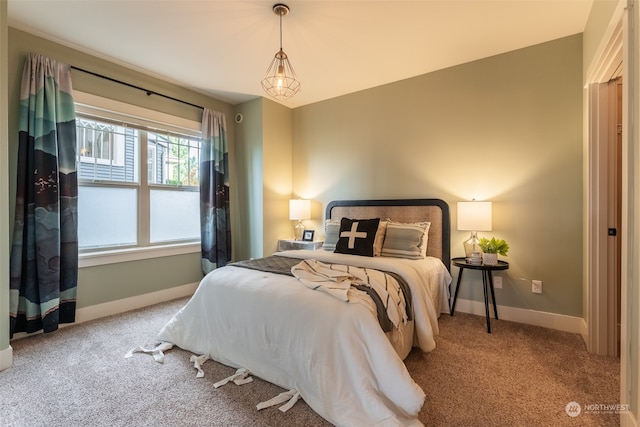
[586,17,623,358]
[608,75,622,357]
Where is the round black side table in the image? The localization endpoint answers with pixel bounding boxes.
[450,257,509,333]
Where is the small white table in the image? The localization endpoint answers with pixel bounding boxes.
[278,239,323,251]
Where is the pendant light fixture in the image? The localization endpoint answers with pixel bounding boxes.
[261,3,301,100]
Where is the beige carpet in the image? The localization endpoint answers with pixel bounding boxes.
[1,297,620,426]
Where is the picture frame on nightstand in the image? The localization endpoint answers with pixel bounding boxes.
[302,230,315,242]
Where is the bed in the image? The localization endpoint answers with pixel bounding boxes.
[155,199,452,426]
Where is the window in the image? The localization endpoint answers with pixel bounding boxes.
[147,131,200,186]
[76,118,137,182]
[74,92,202,260]
[76,118,125,165]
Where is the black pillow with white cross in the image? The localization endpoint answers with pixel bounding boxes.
[334,217,381,257]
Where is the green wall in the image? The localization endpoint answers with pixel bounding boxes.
[6,28,236,312]
[77,254,201,307]
[233,98,294,259]
[261,99,294,256]
[293,35,584,317]
[233,98,264,261]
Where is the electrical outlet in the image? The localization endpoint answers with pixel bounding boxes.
[493,276,502,288]
[532,280,543,294]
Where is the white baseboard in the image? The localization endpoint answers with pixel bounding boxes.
[0,345,13,372]
[11,282,198,341]
[453,298,584,334]
[579,318,589,344]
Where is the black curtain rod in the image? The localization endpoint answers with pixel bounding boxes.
[70,66,204,111]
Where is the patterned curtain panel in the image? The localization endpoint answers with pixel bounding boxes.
[9,53,78,338]
[200,108,231,274]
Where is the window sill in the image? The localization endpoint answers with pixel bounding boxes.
[79,242,200,268]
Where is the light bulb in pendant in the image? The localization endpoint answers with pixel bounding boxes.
[277,65,284,90]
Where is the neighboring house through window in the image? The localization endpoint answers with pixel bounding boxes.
[74,92,202,266]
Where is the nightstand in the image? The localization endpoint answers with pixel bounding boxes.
[278,239,323,251]
[450,256,509,333]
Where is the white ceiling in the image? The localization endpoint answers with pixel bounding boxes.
[8,0,594,109]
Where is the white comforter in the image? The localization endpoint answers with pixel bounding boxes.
[157,250,451,426]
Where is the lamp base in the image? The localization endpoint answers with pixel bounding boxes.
[463,231,483,262]
[294,221,305,241]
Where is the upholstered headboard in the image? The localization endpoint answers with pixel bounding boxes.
[326,199,451,270]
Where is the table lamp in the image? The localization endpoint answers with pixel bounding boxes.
[289,199,311,240]
[457,201,492,260]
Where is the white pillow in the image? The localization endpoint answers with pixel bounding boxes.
[380,221,431,259]
[322,219,341,251]
[373,220,388,256]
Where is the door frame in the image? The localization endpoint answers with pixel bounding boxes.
[586,6,624,359]
[586,1,639,425]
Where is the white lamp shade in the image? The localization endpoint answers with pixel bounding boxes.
[457,201,492,231]
[289,199,311,220]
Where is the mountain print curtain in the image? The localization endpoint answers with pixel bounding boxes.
[200,108,231,274]
[9,53,78,338]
